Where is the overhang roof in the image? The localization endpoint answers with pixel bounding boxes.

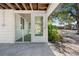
[0,3,49,10]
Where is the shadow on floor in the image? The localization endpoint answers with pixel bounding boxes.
[0,43,55,56]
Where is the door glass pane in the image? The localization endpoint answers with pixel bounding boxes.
[35,16,43,36]
[16,16,23,42]
[24,18,31,42]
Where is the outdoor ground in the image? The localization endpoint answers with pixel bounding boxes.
[0,43,54,56]
[49,29,79,56]
[60,30,79,55]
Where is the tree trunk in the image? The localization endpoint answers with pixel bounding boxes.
[68,24,72,30]
[76,3,79,34]
[76,17,79,34]
[68,18,72,30]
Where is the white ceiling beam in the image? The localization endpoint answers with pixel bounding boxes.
[0,4,8,9]
[0,5,4,9]
[6,3,15,9]
[22,3,27,10]
[15,3,22,10]
[29,3,33,10]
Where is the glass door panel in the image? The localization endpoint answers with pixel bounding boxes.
[16,15,23,42]
[35,16,43,36]
[15,14,31,42]
[24,19,31,42]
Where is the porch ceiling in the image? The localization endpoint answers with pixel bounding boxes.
[0,3,49,10]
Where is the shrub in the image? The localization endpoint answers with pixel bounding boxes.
[48,20,63,43]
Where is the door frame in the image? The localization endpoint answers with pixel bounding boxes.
[14,11,47,43]
[15,13,32,43]
[31,12,46,42]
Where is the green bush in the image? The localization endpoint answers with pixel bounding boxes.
[48,20,63,43]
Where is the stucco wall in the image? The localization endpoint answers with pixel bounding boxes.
[0,10,15,43]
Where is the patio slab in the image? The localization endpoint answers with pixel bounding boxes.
[0,43,54,56]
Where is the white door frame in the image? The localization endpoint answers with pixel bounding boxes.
[15,13,31,43]
[31,12,47,42]
[15,11,47,43]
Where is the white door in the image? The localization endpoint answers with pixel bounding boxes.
[31,13,46,42]
[15,14,31,42]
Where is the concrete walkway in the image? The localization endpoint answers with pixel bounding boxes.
[0,43,54,56]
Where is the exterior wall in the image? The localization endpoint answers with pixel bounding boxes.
[0,10,48,43]
[0,10,15,43]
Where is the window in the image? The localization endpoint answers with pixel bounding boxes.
[35,16,43,36]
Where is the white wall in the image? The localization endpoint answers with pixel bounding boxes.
[0,10,48,43]
[0,10,15,43]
